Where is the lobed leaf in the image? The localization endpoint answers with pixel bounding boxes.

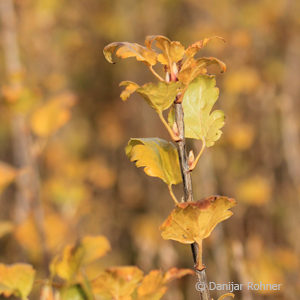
[92,266,144,300]
[181,75,225,147]
[0,263,35,300]
[160,196,236,245]
[103,42,157,66]
[125,138,182,185]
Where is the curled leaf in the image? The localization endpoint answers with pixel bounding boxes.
[0,263,35,300]
[185,36,225,58]
[92,266,144,300]
[119,81,140,101]
[182,75,225,147]
[145,35,185,66]
[160,196,236,244]
[217,293,235,300]
[179,57,226,85]
[103,42,157,66]
[125,138,182,185]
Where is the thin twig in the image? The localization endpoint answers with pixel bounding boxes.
[174,102,211,300]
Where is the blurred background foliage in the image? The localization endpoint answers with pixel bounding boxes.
[0,0,300,299]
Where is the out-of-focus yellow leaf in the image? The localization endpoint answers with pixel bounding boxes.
[181,75,225,147]
[145,35,185,65]
[227,123,255,150]
[50,235,110,282]
[236,176,271,205]
[30,91,76,137]
[0,162,17,193]
[136,268,193,300]
[163,267,194,283]
[0,263,35,300]
[224,68,260,95]
[92,266,144,300]
[160,196,236,244]
[119,81,140,101]
[136,270,166,300]
[103,42,157,66]
[60,285,87,300]
[125,138,182,185]
[0,222,14,239]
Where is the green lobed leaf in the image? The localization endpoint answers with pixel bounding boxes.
[182,75,225,147]
[125,138,182,185]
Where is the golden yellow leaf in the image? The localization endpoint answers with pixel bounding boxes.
[92,266,144,300]
[0,162,17,193]
[103,42,157,66]
[0,222,14,239]
[119,81,140,101]
[30,92,76,137]
[0,263,35,300]
[145,35,185,66]
[50,235,111,282]
[236,176,271,205]
[160,196,236,244]
[125,138,182,185]
[136,270,166,300]
[163,267,194,283]
[160,196,236,270]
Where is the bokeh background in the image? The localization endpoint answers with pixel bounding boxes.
[0,0,300,299]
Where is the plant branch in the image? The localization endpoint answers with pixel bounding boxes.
[174,102,211,300]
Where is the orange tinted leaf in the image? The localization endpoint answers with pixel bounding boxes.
[145,35,185,66]
[50,235,111,282]
[179,57,226,85]
[160,196,236,244]
[0,263,35,300]
[185,36,225,57]
[137,270,166,300]
[103,42,157,66]
[163,267,194,284]
[119,81,140,101]
[30,92,76,137]
[92,266,143,300]
[125,138,182,185]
